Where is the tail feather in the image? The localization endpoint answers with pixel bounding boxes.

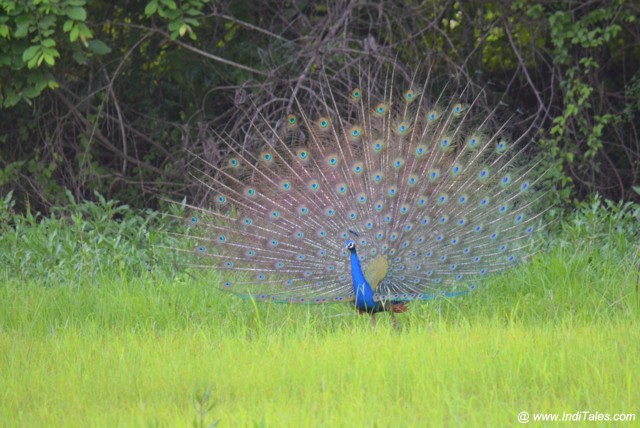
[174,63,551,305]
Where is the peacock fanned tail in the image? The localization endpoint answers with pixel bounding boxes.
[172,65,551,313]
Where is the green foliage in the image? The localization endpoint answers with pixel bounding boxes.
[144,0,207,40]
[0,0,218,214]
[543,1,639,203]
[0,190,16,225]
[0,0,96,106]
[558,194,640,249]
[0,0,210,107]
[0,190,186,286]
[0,0,639,216]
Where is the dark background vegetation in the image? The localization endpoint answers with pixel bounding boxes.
[1,0,639,215]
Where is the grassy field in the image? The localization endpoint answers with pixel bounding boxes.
[0,197,638,427]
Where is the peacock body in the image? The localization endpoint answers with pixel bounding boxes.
[179,66,549,317]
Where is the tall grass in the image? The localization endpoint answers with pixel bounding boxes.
[0,193,638,427]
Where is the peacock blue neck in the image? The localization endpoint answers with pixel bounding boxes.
[347,241,378,312]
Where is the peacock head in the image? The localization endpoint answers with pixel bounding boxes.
[345,240,356,253]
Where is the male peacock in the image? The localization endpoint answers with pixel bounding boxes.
[176,64,550,324]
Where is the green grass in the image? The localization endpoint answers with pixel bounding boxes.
[0,195,639,427]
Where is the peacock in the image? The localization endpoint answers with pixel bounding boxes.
[174,64,550,325]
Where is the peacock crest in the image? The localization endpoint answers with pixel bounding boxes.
[175,65,550,315]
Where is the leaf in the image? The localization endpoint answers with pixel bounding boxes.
[39,15,56,31]
[164,9,181,20]
[43,53,55,66]
[179,23,188,37]
[4,90,22,107]
[77,22,93,40]
[41,27,55,37]
[63,19,74,32]
[87,39,111,55]
[70,25,80,42]
[27,54,41,69]
[23,85,43,98]
[72,50,87,65]
[14,23,30,38]
[22,45,40,62]
[160,0,177,9]
[66,7,87,21]
[14,14,35,27]
[168,19,182,32]
[43,47,60,59]
[145,0,158,16]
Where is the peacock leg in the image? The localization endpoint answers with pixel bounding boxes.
[391,310,399,331]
